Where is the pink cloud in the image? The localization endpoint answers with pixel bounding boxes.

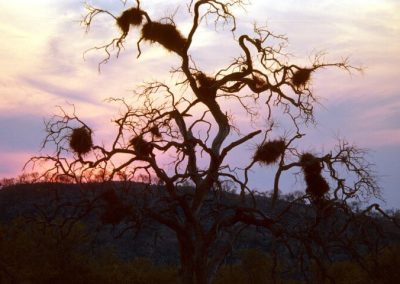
[0,0,399,207]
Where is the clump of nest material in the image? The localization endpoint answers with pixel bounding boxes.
[300,153,329,200]
[248,73,268,93]
[116,7,144,36]
[300,153,322,175]
[149,126,162,138]
[69,127,93,155]
[130,136,153,157]
[141,22,187,55]
[195,72,217,100]
[253,139,286,165]
[252,73,267,88]
[292,68,312,88]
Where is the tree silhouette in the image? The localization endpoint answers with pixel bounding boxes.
[28,1,398,283]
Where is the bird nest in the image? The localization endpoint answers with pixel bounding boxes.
[253,139,286,165]
[252,73,267,88]
[130,136,153,157]
[300,153,322,175]
[149,126,162,138]
[69,127,93,155]
[195,72,217,99]
[292,68,312,87]
[304,173,329,200]
[116,7,144,36]
[300,153,329,199]
[141,22,187,55]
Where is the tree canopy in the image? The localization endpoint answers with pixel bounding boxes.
[24,1,399,283]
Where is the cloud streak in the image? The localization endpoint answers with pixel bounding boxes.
[0,0,399,207]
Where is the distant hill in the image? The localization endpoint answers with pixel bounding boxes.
[1,182,399,265]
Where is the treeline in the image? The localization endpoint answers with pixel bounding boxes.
[1,181,400,283]
[1,218,399,283]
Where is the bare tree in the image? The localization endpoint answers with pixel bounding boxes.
[27,1,397,283]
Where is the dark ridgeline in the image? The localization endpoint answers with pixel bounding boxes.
[1,182,399,263]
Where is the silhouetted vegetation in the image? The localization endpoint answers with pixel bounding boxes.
[116,7,144,36]
[141,22,187,55]
[291,68,313,88]
[17,0,399,283]
[1,182,399,283]
[254,139,286,165]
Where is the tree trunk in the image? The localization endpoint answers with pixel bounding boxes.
[178,234,214,284]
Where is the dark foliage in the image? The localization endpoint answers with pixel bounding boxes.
[2,182,400,283]
[141,22,187,55]
[69,127,93,155]
[100,204,132,225]
[116,8,143,36]
[253,139,286,165]
[292,68,312,87]
[100,189,132,225]
[101,188,121,205]
[130,136,153,157]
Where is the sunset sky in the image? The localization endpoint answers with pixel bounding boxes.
[0,0,399,208]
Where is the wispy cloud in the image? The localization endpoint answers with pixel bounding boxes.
[0,0,399,207]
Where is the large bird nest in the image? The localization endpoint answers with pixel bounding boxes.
[69,127,93,155]
[252,73,267,88]
[116,7,144,36]
[253,139,286,165]
[300,153,322,175]
[130,136,153,157]
[195,72,217,99]
[141,22,187,55]
[300,153,329,200]
[149,126,162,138]
[304,173,329,200]
[292,68,312,87]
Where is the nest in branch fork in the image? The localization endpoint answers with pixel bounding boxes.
[116,7,144,35]
[130,136,153,157]
[252,73,267,88]
[292,68,312,87]
[300,153,329,200]
[69,127,93,155]
[253,139,286,165]
[195,72,217,99]
[300,153,322,175]
[149,126,162,138]
[141,22,187,55]
[304,172,329,200]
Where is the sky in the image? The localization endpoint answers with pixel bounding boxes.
[0,0,399,208]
